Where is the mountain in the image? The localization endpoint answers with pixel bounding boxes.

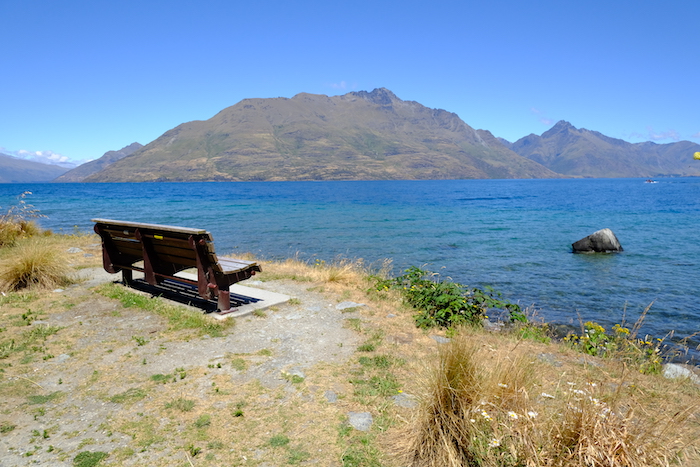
[53,142,143,182]
[84,89,559,182]
[507,121,700,178]
[0,152,69,183]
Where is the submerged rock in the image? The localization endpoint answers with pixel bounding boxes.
[572,228,623,253]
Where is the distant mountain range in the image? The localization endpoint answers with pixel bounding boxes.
[506,120,700,178]
[3,88,699,183]
[54,143,143,182]
[0,152,68,183]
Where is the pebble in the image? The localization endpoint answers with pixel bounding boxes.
[336,301,365,311]
[392,393,418,408]
[347,411,373,431]
[430,335,451,344]
[324,390,338,403]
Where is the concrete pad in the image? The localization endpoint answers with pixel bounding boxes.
[210,283,290,320]
[174,271,290,320]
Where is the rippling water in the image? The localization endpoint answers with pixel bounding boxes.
[3,178,699,349]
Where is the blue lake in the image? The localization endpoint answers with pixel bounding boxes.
[2,178,699,353]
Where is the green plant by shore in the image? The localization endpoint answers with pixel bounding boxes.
[374,266,527,328]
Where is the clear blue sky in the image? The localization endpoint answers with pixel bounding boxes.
[2,0,698,166]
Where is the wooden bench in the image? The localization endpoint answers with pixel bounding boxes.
[92,219,261,312]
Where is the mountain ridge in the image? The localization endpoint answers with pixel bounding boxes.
[507,120,700,178]
[83,88,559,182]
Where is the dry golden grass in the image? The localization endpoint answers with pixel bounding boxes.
[0,236,73,291]
[0,219,42,248]
[396,331,700,467]
[260,255,391,288]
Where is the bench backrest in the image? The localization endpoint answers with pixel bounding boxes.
[92,218,225,275]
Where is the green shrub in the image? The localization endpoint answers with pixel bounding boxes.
[564,320,664,374]
[374,267,526,329]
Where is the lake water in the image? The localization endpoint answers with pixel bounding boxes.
[2,178,699,354]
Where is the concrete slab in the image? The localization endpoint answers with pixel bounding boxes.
[174,271,290,320]
[83,268,290,320]
[209,283,290,321]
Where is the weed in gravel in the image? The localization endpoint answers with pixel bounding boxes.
[0,421,16,433]
[72,450,108,467]
[231,357,247,371]
[269,433,290,447]
[110,388,147,404]
[194,414,211,428]
[165,398,195,412]
[27,391,63,405]
[344,318,362,332]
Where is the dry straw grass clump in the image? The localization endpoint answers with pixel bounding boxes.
[0,191,46,247]
[401,332,699,467]
[0,237,73,291]
[262,255,391,287]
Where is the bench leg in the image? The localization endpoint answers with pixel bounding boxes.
[122,269,133,286]
[218,289,231,312]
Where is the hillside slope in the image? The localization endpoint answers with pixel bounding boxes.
[54,142,143,182]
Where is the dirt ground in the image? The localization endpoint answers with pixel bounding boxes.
[0,240,419,467]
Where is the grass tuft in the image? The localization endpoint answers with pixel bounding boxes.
[401,331,699,467]
[0,237,73,291]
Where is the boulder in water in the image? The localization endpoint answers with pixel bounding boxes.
[572,228,623,253]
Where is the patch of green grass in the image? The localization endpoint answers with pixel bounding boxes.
[358,355,393,368]
[27,391,64,405]
[194,414,211,428]
[131,336,147,346]
[269,433,290,447]
[119,416,164,448]
[351,373,400,399]
[149,373,173,384]
[164,398,195,412]
[257,348,273,356]
[341,433,382,467]
[110,387,147,404]
[0,421,16,433]
[94,283,234,336]
[344,318,362,332]
[0,292,37,306]
[230,357,247,371]
[72,450,108,467]
[207,440,224,449]
[287,446,311,464]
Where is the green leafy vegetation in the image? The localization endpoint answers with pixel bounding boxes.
[73,450,109,467]
[564,317,665,374]
[374,266,526,329]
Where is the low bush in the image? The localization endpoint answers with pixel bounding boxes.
[564,305,668,374]
[374,266,526,329]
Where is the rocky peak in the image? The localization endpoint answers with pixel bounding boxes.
[542,120,576,139]
[349,88,398,106]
